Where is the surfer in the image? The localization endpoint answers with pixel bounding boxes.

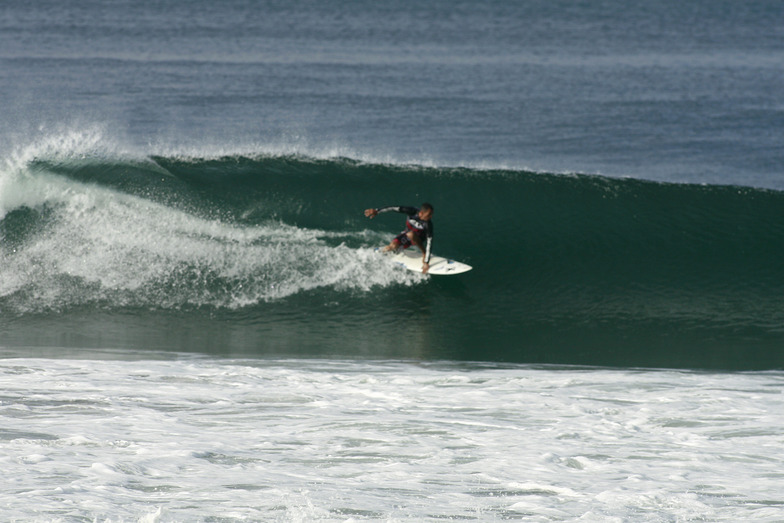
[364,203,433,274]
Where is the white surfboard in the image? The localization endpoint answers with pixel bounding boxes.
[378,248,472,275]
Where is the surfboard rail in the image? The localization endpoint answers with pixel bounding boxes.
[377,248,472,275]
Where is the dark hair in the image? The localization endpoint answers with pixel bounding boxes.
[420,202,433,212]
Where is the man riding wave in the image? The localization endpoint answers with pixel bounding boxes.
[364,203,434,274]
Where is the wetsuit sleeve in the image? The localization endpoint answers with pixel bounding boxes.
[375,206,419,215]
[424,220,433,264]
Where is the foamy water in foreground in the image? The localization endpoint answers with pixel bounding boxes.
[1,354,781,521]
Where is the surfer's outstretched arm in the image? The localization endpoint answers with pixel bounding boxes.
[365,206,418,219]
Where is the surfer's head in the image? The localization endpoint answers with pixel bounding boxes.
[419,202,433,220]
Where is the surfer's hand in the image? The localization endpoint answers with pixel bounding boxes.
[364,208,378,219]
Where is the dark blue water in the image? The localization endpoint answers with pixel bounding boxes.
[3,0,782,183]
[1,0,783,368]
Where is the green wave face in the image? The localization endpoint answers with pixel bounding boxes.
[3,152,784,369]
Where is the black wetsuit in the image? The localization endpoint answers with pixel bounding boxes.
[376,206,433,264]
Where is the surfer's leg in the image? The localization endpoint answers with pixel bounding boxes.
[382,239,400,252]
[383,232,410,252]
[407,230,425,254]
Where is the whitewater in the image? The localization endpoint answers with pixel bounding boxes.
[2,355,782,522]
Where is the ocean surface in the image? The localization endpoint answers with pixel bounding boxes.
[1,0,783,520]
